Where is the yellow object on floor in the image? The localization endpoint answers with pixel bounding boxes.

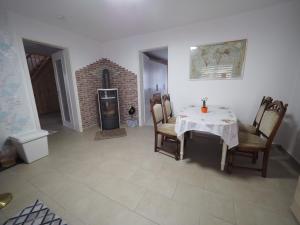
[0,193,12,209]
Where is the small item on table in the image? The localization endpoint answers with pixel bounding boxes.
[222,119,234,124]
[178,114,187,118]
[201,97,208,113]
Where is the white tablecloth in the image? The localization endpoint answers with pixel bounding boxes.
[175,105,238,149]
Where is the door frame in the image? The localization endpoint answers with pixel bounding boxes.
[138,46,168,126]
[18,38,78,131]
[52,51,74,129]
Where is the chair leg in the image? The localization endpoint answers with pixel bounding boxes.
[161,135,164,146]
[154,133,158,152]
[262,151,269,178]
[252,152,257,164]
[226,151,233,174]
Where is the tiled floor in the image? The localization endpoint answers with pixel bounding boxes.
[0,126,299,225]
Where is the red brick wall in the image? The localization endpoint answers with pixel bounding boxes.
[75,58,139,129]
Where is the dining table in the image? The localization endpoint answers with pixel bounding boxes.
[175,105,239,171]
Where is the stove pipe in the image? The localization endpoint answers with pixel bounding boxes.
[102,69,111,89]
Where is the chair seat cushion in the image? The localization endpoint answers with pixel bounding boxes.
[167,116,176,124]
[238,123,257,134]
[157,123,177,136]
[238,132,267,149]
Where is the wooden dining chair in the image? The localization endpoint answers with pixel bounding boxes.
[152,92,162,104]
[150,97,180,160]
[227,100,288,177]
[239,96,273,163]
[239,96,273,134]
[162,94,176,124]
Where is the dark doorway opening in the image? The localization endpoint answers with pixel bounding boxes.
[141,47,168,125]
[23,39,63,133]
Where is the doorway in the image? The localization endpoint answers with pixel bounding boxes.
[23,39,73,133]
[141,47,168,126]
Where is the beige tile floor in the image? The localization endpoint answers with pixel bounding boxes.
[0,126,299,225]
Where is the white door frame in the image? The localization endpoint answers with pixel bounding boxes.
[138,46,168,126]
[52,50,74,129]
[138,52,146,126]
[18,38,77,131]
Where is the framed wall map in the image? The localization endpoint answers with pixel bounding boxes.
[190,39,247,80]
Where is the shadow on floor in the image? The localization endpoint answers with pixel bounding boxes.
[181,132,300,179]
[39,112,63,134]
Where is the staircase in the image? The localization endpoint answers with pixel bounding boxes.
[26,54,60,115]
[26,54,51,82]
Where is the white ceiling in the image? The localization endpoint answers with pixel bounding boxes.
[1,0,290,43]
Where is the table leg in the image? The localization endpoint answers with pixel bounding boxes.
[221,142,228,171]
[179,134,184,160]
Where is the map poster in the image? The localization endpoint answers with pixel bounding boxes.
[190,39,247,80]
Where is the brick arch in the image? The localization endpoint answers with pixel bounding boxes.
[75,58,139,129]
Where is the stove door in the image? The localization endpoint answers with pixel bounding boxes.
[98,90,120,130]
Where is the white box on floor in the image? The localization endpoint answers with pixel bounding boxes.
[9,130,49,163]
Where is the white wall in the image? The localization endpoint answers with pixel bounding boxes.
[0,10,104,148]
[96,1,300,160]
[144,57,168,92]
[149,60,168,94]
[277,71,300,162]
[0,10,36,147]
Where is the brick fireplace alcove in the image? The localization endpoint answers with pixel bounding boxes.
[75,58,139,129]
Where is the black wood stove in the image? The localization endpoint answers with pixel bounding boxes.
[97,69,120,130]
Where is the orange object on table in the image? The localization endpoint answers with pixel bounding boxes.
[201,107,208,113]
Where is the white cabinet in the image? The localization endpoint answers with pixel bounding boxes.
[9,130,49,163]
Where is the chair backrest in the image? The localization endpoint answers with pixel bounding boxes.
[152,93,162,104]
[162,94,172,122]
[258,100,288,147]
[253,96,273,127]
[150,97,164,131]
